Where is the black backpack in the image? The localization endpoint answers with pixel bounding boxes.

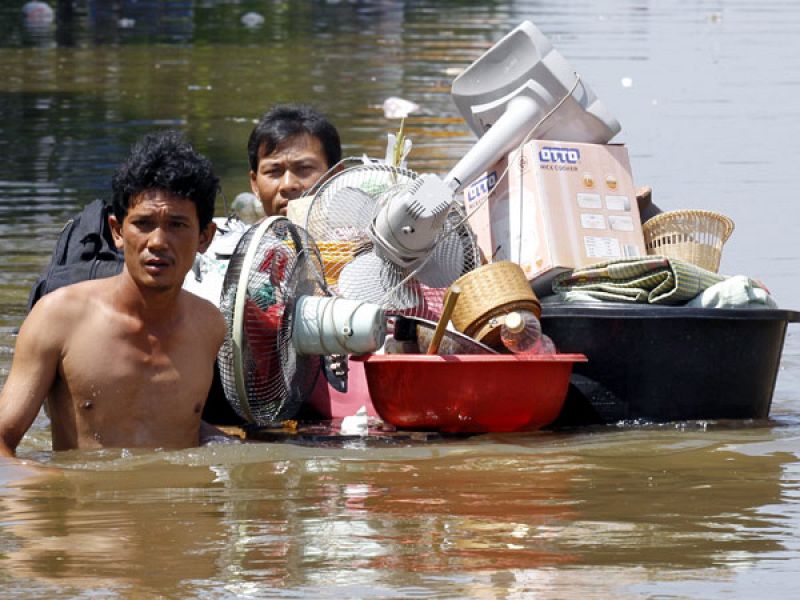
[27,199,124,311]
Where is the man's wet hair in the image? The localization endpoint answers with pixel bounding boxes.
[111,130,219,229]
[248,104,342,172]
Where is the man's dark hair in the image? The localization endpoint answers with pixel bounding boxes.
[247,104,342,172]
[111,130,219,229]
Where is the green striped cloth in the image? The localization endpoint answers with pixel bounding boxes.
[552,256,726,304]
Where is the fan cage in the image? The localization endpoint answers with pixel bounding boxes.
[218,219,327,425]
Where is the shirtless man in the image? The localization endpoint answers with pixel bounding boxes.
[248,103,342,217]
[0,131,226,455]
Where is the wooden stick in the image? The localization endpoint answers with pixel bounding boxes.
[427,285,461,355]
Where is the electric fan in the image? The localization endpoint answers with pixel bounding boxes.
[303,162,481,318]
[217,216,386,424]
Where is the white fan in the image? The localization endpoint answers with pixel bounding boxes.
[217,216,386,424]
[304,162,481,319]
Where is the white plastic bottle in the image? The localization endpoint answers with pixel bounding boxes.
[500,310,556,355]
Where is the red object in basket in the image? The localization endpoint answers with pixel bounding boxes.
[244,298,284,385]
[354,353,587,433]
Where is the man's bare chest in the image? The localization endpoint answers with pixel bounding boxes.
[59,327,212,410]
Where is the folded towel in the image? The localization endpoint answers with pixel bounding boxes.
[551,256,726,305]
[686,275,777,309]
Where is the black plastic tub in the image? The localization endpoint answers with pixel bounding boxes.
[540,303,800,425]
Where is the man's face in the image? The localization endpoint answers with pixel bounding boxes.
[110,190,215,292]
[250,133,330,217]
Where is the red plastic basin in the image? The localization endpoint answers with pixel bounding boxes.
[354,353,587,433]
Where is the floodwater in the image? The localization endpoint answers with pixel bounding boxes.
[1,0,799,598]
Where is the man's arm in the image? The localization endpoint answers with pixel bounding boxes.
[0,297,63,457]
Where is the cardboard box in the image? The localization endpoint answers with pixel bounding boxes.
[463,155,509,262]
[464,140,646,296]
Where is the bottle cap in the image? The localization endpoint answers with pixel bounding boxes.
[504,311,524,333]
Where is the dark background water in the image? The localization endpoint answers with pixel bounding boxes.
[1,1,799,598]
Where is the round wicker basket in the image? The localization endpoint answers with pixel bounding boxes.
[642,209,734,273]
[448,261,541,346]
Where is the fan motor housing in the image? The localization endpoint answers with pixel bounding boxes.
[371,173,453,268]
[293,296,386,356]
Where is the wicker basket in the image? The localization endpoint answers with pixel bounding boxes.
[642,209,734,273]
[316,241,357,286]
[285,240,357,286]
[449,261,541,346]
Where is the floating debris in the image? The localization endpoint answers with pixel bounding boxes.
[241,12,265,29]
[22,1,54,27]
[382,96,420,119]
[340,406,369,436]
[232,192,264,224]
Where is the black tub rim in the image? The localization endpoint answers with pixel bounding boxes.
[540,302,800,323]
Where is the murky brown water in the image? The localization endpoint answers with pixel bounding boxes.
[1,1,799,598]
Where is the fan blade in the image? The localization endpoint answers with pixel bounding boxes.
[314,186,375,240]
[414,227,468,288]
[337,251,422,311]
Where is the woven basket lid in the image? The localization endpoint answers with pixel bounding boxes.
[449,261,541,342]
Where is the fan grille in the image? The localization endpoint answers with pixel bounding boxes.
[305,164,481,320]
[218,219,326,424]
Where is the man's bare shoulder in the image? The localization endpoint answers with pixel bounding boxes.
[181,288,224,319]
[10,279,115,378]
[28,279,111,327]
[181,289,226,341]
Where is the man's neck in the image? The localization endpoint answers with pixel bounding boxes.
[110,270,184,328]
